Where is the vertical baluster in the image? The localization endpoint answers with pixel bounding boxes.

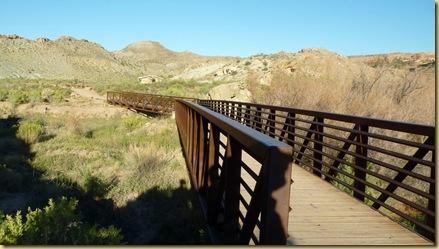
[427,147,435,241]
[353,125,368,201]
[313,117,324,177]
[255,107,262,132]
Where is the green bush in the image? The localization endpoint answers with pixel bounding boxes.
[0,90,8,101]
[41,88,55,102]
[9,90,29,106]
[27,89,42,104]
[15,120,44,144]
[53,88,71,102]
[122,116,144,131]
[391,58,413,68]
[161,86,185,96]
[0,197,124,245]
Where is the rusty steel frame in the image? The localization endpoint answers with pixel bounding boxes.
[105,91,435,242]
[107,91,197,114]
[174,99,293,245]
[199,99,436,242]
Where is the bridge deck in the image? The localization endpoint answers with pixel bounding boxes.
[284,165,431,245]
[234,136,433,245]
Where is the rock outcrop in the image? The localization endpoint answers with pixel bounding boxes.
[207,82,251,102]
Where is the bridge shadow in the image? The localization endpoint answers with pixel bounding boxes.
[0,115,121,231]
[128,108,172,119]
[0,116,41,211]
[0,116,209,245]
[117,179,210,244]
[177,134,291,244]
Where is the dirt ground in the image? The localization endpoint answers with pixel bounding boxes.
[1,87,131,118]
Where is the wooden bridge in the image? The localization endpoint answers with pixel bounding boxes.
[107,91,435,245]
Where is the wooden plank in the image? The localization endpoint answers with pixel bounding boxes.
[286,165,432,245]
[288,237,432,245]
[237,138,433,245]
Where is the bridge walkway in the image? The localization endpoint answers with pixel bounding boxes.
[239,147,432,245]
[107,92,434,245]
[233,133,433,245]
[286,164,431,245]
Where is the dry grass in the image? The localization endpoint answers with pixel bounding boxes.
[246,64,434,237]
[248,64,434,125]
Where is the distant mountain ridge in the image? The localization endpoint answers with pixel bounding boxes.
[0,34,434,82]
[114,40,237,76]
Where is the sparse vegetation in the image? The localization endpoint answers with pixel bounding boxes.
[15,120,44,144]
[246,59,434,238]
[0,197,124,245]
[0,81,210,244]
[0,36,434,244]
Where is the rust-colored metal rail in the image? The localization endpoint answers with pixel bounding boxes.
[175,99,293,245]
[198,99,436,242]
[107,91,197,114]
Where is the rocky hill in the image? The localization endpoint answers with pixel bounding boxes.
[0,34,145,79]
[0,34,435,124]
[0,34,434,84]
[114,40,237,77]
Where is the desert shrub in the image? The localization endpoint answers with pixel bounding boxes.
[27,89,42,105]
[41,88,55,102]
[391,58,413,68]
[150,128,181,150]
[0,90,8,101]
[53,88,71,102]
[66,114,82,135]
[122,116,144,131]
[15,120,44,144]
[0,197,123,245]
[9,90,29,106]
[161,86,185,96]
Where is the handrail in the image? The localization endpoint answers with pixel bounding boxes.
[198,99,436,242]
[107,91,197,114]
[174,99,293,245]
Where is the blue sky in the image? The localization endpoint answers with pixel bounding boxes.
[0,0,435,57]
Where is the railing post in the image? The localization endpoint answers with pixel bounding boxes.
[188,108,195,175]
[427,149,435,242]
[313,117,324,177]
[265,109,276,138]
[207,123,220,225]
[260,146,293,244]
[197,114,209,192]
[223,136,242,244]
[192,111,200,179]
[280,112,295,147]
[244,105,251,127]
[226,103,231,118]
[353,125,368,201]
[255,107,262,132]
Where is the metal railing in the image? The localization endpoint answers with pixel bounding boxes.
[107,91,197,114]
[198,99,436,242]
[175,99,293,244]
